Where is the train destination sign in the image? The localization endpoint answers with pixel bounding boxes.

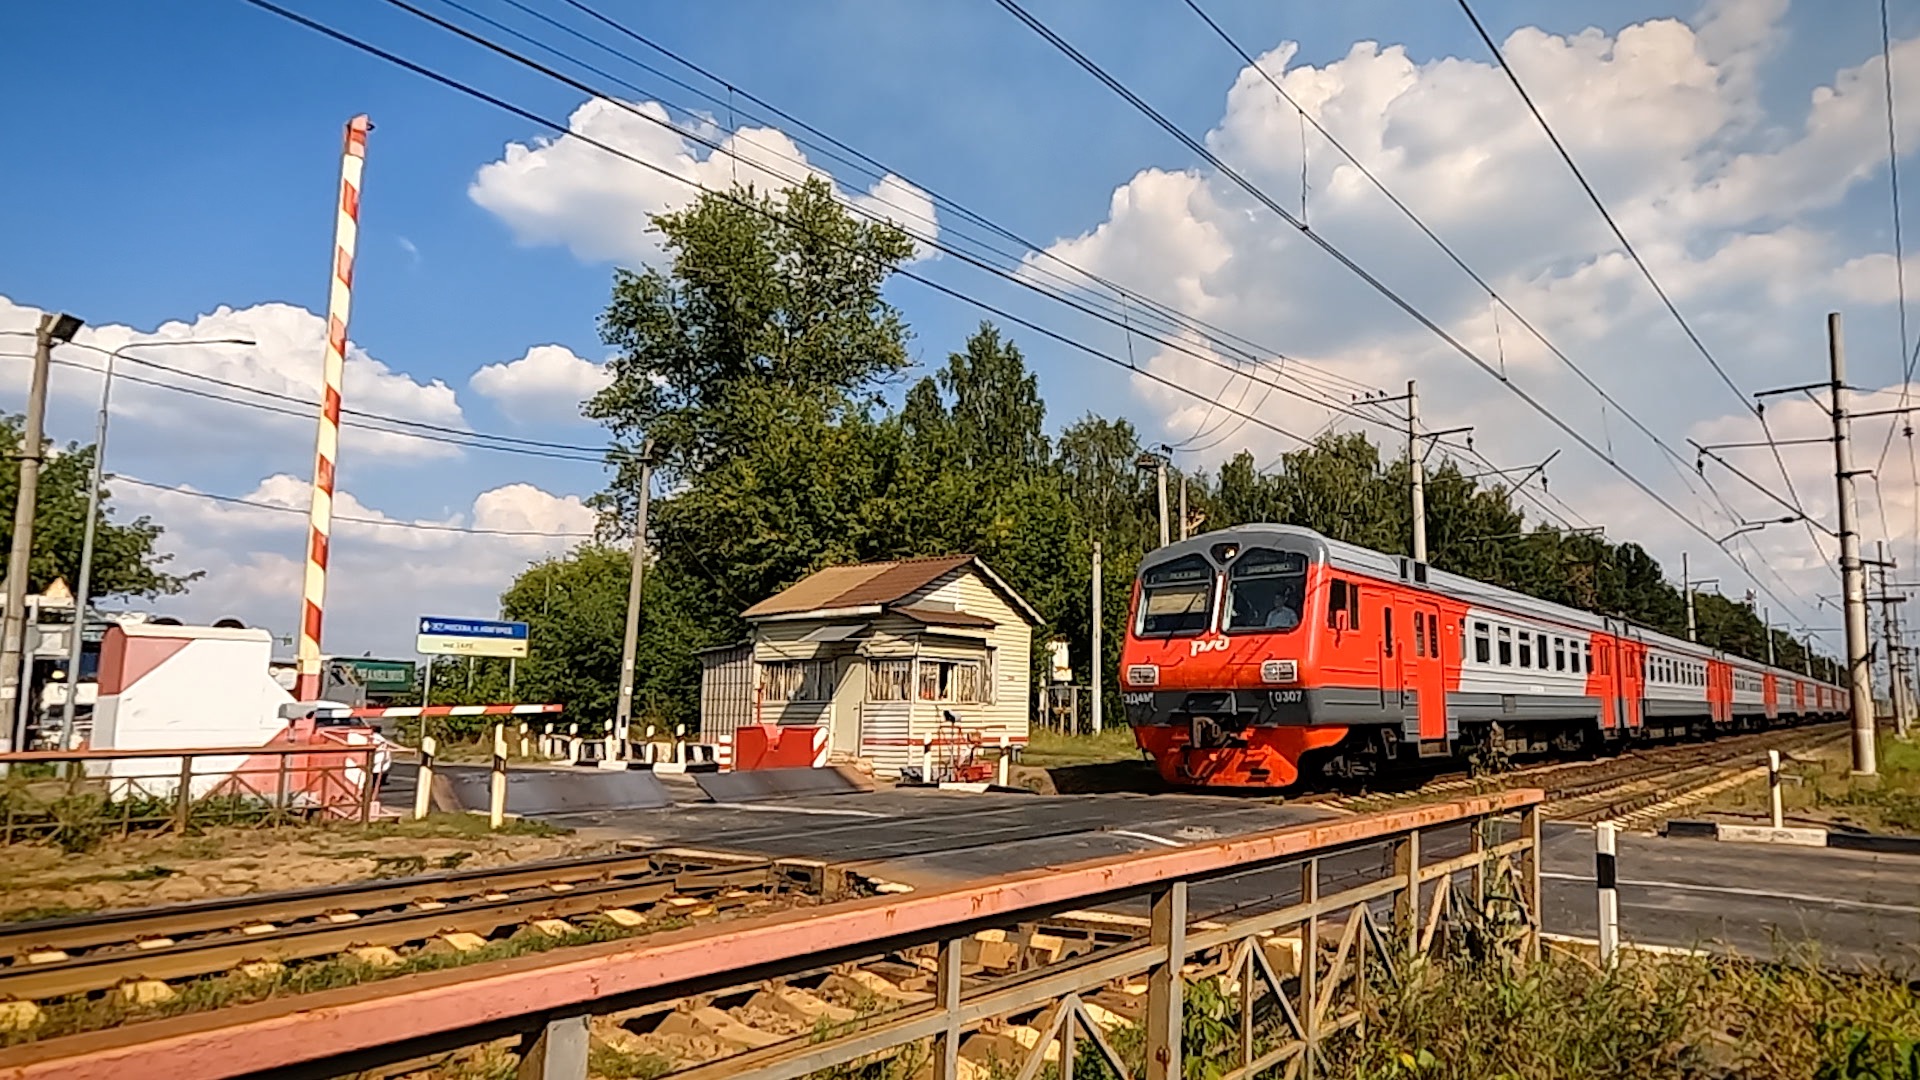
[415,616,530,658]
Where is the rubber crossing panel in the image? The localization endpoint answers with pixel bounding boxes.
[433,764,673,815]
[694,766,874,803]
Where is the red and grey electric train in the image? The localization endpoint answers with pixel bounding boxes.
[1121,524,1848,788]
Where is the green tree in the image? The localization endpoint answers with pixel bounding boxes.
[0,416,194,598]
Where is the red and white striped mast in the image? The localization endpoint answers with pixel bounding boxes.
[296,115,370,702]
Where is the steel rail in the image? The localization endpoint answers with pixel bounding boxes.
[0,850,722,959]
[0,789,1541,1080]
[0,862,780,1002]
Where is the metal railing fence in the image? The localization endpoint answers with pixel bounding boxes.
[0,789,1542,1080]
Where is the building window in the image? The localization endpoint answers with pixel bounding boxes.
[762,659,833,703]
[869,659,912,702]
[918,659,987,704]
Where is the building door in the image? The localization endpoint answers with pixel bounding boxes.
[833,658,865,756]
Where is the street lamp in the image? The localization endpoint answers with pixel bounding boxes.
[53,337,252,750]
[1714,515,1801,546]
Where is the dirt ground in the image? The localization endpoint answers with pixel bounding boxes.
[0,817,609,922]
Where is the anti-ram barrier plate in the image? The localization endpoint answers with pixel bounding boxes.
[694,766,874,803]
[434,765,673,815]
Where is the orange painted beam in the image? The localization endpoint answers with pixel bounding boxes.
[0,789,1541,1080]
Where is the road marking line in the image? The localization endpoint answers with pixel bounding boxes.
[1109,829,1184,848]
[684,803,887,818]
[1542,871,1920,915]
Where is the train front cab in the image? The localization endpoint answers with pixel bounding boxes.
[1121,532,1422,787]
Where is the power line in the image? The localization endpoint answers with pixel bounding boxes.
[991,0,1807,617]
[111,474,593,538]
[1179,0,1770,543]
[243,0,1340,459]
[1451,0,1823,562]
[437,0,1393,431]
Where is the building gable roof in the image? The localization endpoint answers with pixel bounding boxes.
[741,555,1042,625]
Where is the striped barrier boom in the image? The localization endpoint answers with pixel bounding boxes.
[345,703,562,719]
[295,114,371,702]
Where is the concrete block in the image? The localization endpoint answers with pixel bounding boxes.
[117,980,176,1006]
[821,970,932,1006]
[240,923,276,936]
[529,918,574,937]
[134,937,175,950]
[962,938,1023,972]
[1717,824,1829,847]
[747,985,857,1024]
[235,961,284,980]
[23,950,67,965]
[598,907,646,928]
[656,1006,785,1050]
[325,911,361,923]
[1260,933,1304,978]
[434,931,490,953]
[0,1001,41,1032]
[351,946,403,967]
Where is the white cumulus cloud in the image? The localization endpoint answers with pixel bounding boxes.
[469,97,939,266]
[469,344,611,424]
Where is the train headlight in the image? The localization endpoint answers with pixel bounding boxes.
[1127,664,1160,687]
[1261,659,1298,684]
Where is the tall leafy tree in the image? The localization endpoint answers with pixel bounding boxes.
[0,416,194,598]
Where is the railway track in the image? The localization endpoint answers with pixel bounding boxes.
[1299,722,1848,827]
[0,848,830,1008]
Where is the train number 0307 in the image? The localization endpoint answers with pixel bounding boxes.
[1269,689,1305,704]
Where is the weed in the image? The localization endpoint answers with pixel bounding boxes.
[589,1041,674,1079]
[1021,727,1141,768]
[118,865,177,881]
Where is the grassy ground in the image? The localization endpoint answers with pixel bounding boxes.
[1696,733,1920,835]
[0,814,593,923]
[1012,727,1160,795]
[1021,727,1141,768]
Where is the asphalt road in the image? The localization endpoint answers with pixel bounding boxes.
[381,764,1920,968]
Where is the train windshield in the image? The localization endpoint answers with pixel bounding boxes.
[1138,554,1214,635]
[1226,548,1308,632]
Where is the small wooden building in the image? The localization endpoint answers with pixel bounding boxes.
[699,555,1042,778]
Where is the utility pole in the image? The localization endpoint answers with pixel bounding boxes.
[1828,312,1878,775]
[1683,553,1695,643]
[1154,459,1169,548]
[1764,606,1775,667]
[2,313,79,753]
[1178,472,1189,542]
[613,440,654,742]
[1090,540,1103,734]
[1408,379,1428,564]
[1870,541,1911,737]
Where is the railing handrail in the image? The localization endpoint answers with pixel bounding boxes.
[0,788,1542,1080]
[0,744,378,764]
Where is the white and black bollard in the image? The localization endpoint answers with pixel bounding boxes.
[489,723,508,830]
[413,735,437,821]
[517,721,531,759]
[1595,822,1620,967]
[919,734,934,783]
[1768,749,1784,830]
[997,735,1011,787]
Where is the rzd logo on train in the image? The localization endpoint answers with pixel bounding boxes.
[1189,637,1228,656]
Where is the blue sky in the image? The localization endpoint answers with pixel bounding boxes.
[3,0,1919,656]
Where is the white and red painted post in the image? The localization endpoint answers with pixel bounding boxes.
[811,726,829,769]
[295,115,370,701]
[716,733,733,771]
[1595,822,1620,967]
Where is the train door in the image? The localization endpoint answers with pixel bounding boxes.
[1379,599,1403,713]
[1593,636,1618,730]
[1412,603,1446,741]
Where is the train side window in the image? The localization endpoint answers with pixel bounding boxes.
[1537,633,1548,666]
[1417,612,1429,657]
[1473,621,1490,664]
[1497,627,1513,667]
[1555,639,1567,672]
[1384,607,1395,657]
[1518,633,1532,668]
[1326,579,1349,629]
[1350,586,1362,630]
